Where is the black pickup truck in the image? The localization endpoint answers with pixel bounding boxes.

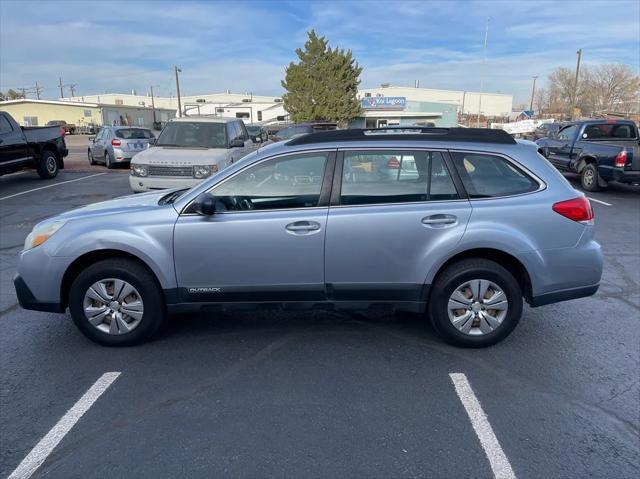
[536,119,639,191]
[0,111,68,179]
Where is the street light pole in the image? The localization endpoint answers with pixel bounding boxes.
[149,85,157,125]
[477,17,489,128]
[529,75,538,114]
[174,66,183,117]
[572,49,582,119]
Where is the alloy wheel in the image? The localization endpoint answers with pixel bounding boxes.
[83,278,144,335]
[447,279,509,336]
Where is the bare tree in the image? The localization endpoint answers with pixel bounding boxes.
[534,87,549,116]
[582,64,640,114]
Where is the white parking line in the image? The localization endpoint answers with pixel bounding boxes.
[586,197,612,207]
[8,372,121,479]
[450,373,516,479]
[0,173,106,201]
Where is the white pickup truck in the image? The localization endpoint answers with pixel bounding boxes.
[129,116,255,192]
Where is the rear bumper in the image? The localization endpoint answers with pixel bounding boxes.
[13,274,64,313]
[529,283,599,307]
[612,168,640,184]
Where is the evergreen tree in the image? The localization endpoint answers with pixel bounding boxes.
[282,30,362,126]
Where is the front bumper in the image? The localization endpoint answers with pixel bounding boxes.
[14,274,64,313]
[129,175,202,192]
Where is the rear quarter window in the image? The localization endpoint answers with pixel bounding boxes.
[451,152,539,198]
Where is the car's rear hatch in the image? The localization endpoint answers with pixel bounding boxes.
[115,128,154,153]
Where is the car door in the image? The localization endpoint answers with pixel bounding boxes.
[173,150,336,303]
[548,124,579,169]
[91,128,104,159]
[324,149,471,302]
[0,113,29,169]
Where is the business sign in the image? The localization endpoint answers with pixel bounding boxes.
[361,96,406,110]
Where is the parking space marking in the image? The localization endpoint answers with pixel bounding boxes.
[0,173,106,201]
[586,197,612,206]
[450,373,516,479]
[8,372,121,479]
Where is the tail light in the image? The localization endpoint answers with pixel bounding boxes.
[552,197,593,222]
[111,139,122,147]
[386,157,400,169]
[614,149,627,168]
[59,127,66,137]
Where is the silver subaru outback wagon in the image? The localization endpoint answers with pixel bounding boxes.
[14,127,603,347]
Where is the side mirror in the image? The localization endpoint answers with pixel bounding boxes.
[148,138,156,145]
[193,192,216,216]
[88,136,95,141]
[230,138,245,147]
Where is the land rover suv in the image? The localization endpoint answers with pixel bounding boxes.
[15,127,602,347]
[129,117,255,192]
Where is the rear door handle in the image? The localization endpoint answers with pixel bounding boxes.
[286,221,321,233]
[422,214,457,226]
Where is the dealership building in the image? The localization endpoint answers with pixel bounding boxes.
[0,99,176,130]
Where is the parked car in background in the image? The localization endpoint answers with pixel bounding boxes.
[88,126,154,169]
[0,111,68,179]
[272,122,337,142]
[15,127,602,348]
[524,122,562,141]
[46,120,76,135]
[536,119,640,191]
[129,117,255,192]
[246,124,269,143]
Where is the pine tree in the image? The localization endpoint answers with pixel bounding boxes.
[282,30,362,127]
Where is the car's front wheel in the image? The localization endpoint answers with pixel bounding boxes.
[429,258,522,348]
[68,258,166,346]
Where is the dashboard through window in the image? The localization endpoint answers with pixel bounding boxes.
[209,153,329,211]
[339,150,459,205]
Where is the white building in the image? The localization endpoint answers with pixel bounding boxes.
[358,86,513,118]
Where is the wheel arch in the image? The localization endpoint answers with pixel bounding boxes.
[60,249,165,309]
[428,248,533,304]
[576,155,597,173]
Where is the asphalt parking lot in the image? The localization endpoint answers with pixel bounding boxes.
[1,142,639,478]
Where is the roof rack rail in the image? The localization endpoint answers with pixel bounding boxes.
[286,127,516,146]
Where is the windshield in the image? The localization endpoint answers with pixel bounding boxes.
[156,122,228,148]
[115,128,153,139]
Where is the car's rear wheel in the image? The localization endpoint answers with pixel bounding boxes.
[105,151,114,169]
[581,163,600,192]
[68,258,166,346]
[429,258,522,347]
[37,150,59,179]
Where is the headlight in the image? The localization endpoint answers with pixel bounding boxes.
[193,164,218,179]
[23,220,66,251]
[131,164,148,177]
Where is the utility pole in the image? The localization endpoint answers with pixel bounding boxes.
[58,77,64,98]
[69,84,77,97]
[18,87,28,99]
[34,81,43,100]
[572,49,582,120]
[477,17,489,128]
[529,75,538,114]
[174,66,183,117]
[149,85,157,125]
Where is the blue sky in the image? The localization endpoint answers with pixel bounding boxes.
[1,0,638,104]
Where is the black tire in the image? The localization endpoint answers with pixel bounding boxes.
[428,258,522,348]
[68,258,166,346]
[88,149,97,165]
[581,163,601,192]
[37,150,59,179]
[105,151,114,169]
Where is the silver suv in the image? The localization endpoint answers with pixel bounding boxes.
[14,128,603,347]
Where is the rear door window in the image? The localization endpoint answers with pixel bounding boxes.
[451,152,539,198]
[339,150,459,206]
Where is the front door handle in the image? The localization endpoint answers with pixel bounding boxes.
[286,221,321,233]
[422,214,457,226]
